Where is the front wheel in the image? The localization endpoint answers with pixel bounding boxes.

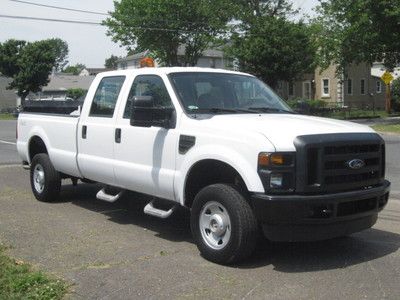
[30,153,61,202]
[190,184,257,264]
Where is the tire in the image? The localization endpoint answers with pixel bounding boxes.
[30,153,61,202]
[190,184,257,264]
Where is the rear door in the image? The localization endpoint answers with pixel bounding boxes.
[77,75,126,184]
[113,74,178,200]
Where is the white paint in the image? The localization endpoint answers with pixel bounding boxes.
[0,140,16,145]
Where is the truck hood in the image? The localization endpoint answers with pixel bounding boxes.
[204,113,375,151]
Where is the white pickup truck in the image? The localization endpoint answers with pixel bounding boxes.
[17,67,390,264]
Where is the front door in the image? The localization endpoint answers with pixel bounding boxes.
[77,75,126,184]
[113,75,178,200]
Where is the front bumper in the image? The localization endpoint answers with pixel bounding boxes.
[251,180,390,242]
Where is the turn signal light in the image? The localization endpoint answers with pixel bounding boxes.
[258,153,294,167]
[271,154,284,165]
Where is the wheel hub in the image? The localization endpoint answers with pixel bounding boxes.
[209,214,226,236]
[199,201,231,250]
[33,164,45,193]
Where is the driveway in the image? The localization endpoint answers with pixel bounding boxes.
[0,119,399,299]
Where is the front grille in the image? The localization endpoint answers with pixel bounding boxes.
[295,133,385,194]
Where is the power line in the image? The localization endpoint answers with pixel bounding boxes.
[0,14,101,25]
[9,0,109,16]
[8,0,219,27]
[0,14,214,33]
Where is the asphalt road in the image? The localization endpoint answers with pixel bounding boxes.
[0,120,19,165]
[0,119,399,299]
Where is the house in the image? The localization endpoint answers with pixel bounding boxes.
[278,62,388,109]
[28,74,95,100]
[0,76,17,111]
[117,46,232,70]
[79,68,112,76]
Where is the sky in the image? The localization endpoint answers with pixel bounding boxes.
[0,0,319,68]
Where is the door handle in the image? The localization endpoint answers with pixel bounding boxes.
[115,128,121,143]
[82,125,87,139]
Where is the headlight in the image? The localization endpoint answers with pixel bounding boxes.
[258,152,296,193]
[270,173,283,188]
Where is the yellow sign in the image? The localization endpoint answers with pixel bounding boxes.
[381,71,394,85]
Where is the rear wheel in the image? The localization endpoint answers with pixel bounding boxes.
[30,153,61,202]
[190,184,257,264]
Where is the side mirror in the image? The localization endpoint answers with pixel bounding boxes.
[130,96,175,128]
[131,96,154,127]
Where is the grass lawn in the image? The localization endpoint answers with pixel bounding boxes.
[0,244,67,299]
[371,123,400,134]
[0,113,16,120]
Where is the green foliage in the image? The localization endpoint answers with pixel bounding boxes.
[314,0,400,73]
[104,0,234,66]
[0,245,67,299]
[372,123,400,133]
[228,17,316,88]
[286,98,327,110]
[66,88,86,100]
[62,63,86,75]
[0,38,69,103]
[233,0,296,19]
[105,55,119,69]
[392,78,400,112]
[0,39,26,77]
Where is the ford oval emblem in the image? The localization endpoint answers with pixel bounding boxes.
[346,159,365,170]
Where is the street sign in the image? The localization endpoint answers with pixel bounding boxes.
[381,71,394,85]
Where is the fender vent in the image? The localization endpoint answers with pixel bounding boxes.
[179,135,196,154]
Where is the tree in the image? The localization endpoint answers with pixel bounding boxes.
[392,78,400,112]
[0,38,69,105]
[314,0,400,73]
[104,0,234,66]
[62,63,86,75]
[105,55,119,69]
[66,88,86,100]
[228,1,315,88]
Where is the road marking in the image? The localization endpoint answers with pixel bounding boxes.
[0,140,16,145]
[0,164,21,169]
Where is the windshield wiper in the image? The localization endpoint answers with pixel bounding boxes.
[247,107,295,114]
[189,108,258,114]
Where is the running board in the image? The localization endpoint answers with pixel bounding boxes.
[96,188,124,203]
[144,201,176,218]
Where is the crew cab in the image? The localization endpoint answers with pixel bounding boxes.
[17,67,391,264]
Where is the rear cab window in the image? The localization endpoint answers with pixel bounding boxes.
[89,76,126,118]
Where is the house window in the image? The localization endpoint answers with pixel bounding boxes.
[376,80,382,93]
[288,82,295,96]
[347,78,353,95]
[360,79,366,95]
[322,79,330,97]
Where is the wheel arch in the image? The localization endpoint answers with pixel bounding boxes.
[28,135,49,163]
[183,158,254,208]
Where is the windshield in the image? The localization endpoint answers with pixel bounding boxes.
[169,72,292,114]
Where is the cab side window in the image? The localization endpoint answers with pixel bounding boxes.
[123,75,173,118]
[89,76,125,117]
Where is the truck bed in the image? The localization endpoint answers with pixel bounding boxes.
[17,112,82,178]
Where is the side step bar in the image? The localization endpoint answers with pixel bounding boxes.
[96,188,124,203]
[144,200,176,219]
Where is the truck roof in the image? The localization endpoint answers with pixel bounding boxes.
[98,67,253,77]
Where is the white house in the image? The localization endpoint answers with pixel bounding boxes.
[117,46,231,70]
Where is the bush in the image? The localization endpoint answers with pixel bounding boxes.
[392,78,400,112]
[66,88,87,100]
[286,98,327,111]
